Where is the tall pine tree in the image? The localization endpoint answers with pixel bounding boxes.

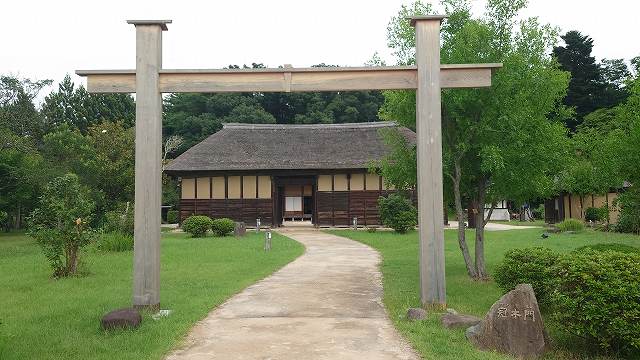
[553,31,603,131]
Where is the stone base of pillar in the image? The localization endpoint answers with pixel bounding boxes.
[133,303,160,313]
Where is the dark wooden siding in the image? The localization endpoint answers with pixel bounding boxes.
[179,199,273,225]
[317,190,396,226]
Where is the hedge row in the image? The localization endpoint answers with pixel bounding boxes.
[181,215,236,237]
[494,245,640,354]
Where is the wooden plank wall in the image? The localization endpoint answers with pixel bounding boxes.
[317,190,395,227]
[179,199,273,226]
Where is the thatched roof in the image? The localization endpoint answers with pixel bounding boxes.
[165,122,415,173]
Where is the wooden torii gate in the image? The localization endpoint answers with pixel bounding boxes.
[77,17,501,311]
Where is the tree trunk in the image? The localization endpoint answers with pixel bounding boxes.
[66,245,79,275]
[15,204,21,229]
[451,160,477,278]
[474,178,489,280]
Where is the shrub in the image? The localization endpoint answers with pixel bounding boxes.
[27,174,95,278]
[102,206,134,236]
[585,206,608,222]
[181,215,212,237]
[556,218,584,232]
[167,210,179,224]
[551,250,640,353]
[212,218,235,237]
[576,243,640,254]
[494,247,559,307]
[378,194,417,233]
[615,190,640,233]
[531,204,545,220]
[98,232,134,252]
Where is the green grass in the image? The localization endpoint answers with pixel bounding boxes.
[0,231,303,360]
[328,228,640,359]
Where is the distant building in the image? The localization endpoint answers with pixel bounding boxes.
[165,122,414,227]
[544,185,629,224]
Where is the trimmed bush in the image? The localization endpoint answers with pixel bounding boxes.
[585,206,608,222]
[552,250,640,353]
[167,210,179,224]
[494,247,559,307]
[378,194,417,233]
[615,190,640,234]
[98,232,133,252]
[576,243,640,254]
[211,218,235,237]
[556,218,584,232]
[182,215,212,237]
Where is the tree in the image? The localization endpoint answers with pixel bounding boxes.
[0,129,46,228]
[0,75,51,142]
[599,58,632,107]
[41,75,135,133]
[28,174,95,277]
[553,31,603,131]
[42,122,135,219]
[379,0,570,279]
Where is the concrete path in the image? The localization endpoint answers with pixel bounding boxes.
[447,221,541,231]
[165,230,418,360]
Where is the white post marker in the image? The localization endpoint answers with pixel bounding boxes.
[264,230,272,251]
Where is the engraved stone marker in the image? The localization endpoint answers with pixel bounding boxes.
[466,284,547,358]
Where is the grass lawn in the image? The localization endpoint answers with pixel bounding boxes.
[0,231,304,360]
[329,228,640,360]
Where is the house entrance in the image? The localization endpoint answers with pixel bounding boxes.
[273,176,316,226]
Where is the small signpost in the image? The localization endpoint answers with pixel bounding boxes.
[76,17,500,311]
[264,230,272,251]
[256,218,261,232]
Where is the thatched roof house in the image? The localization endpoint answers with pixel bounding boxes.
[166,122,415,226]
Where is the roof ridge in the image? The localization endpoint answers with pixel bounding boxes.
[222,121,397,130]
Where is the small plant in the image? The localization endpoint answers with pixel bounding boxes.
[378,194,417,233]
[494,247,559,307]
[551,250,640,353]
[212,218,235,237]
[167,210,179,224]
[556,218,584,232]
[531,204,545,220]
[181,215,212,237]
[27,174,95,278]
[366,226,378,233]
[97,232,134,252]
[102,204,134,236]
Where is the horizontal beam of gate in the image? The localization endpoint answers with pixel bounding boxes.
[76,64,501,93]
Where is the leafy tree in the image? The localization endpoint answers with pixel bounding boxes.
[0,129,46,228]
[379,0,570,279]
[28,174,95,277]
[0,75,51,142]
[41,75,135,133]
[42,122,135,219]
[600,58,632,107]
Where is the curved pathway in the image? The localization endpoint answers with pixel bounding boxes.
[165,229,418,360]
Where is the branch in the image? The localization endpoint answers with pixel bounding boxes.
[483,202,497,227]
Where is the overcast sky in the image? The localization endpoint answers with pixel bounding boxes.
[2,0,639,98]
